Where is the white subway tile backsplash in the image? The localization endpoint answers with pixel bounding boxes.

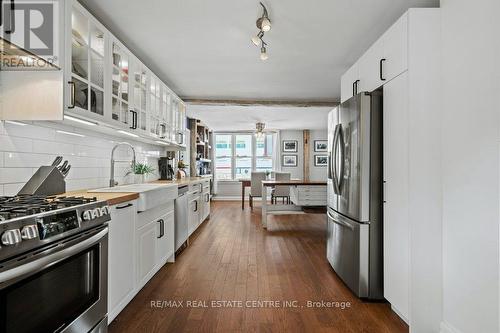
[0,135,33,152]
[0,121,166,193]
[3,183,24,196]
[33,140,75,155]
[4,152,57,168]
[0,168,34,183]
[3,122,55,141]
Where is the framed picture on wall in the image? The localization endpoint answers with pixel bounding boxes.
[314,155,328,167]
[314,140,328,152]
[282,155,298,167]
[282,140,298,152]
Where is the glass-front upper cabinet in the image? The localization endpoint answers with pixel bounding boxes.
[110,39,133,128]
[67,3,107,119]
[178,102,186,145]
[131,59,149,133]
[149,76,161,137]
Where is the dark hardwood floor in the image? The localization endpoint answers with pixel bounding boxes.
[109,201,408,333]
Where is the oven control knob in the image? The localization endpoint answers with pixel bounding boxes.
[82,210,92,221]
[21,225,38,240]
[1,229,22,246]
[100,206,110,216]
[93,208,102,218]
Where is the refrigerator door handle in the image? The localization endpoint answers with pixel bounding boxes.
[327,210,354,230]
[332,124,341,194]
[337,124,346,191]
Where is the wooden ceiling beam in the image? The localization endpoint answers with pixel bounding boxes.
[182,98,339,108]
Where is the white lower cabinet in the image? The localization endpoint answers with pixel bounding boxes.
[135,201,175,290]
[188,193,200,236]
[383,73,409,321]
[108,198,176,323]
[155,210,175,267]
[200,180,211,223]
[108,200,137,323]
[136,220,158,290]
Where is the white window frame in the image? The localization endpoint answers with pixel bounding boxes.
[215,132,275,181]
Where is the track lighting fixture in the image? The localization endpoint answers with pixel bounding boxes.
[256,3,271,32]
[251,2,271,60]
[251,31,264,46]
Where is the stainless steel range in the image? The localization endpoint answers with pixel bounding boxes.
[0,195,110,333]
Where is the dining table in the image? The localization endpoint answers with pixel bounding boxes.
[238,177,301,209]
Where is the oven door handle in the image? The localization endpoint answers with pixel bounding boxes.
[0,228,108,284]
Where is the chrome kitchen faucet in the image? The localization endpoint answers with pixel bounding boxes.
[110,142,136,187]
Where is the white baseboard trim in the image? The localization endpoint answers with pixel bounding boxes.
[440,321,462,333]
[390,305,409,325]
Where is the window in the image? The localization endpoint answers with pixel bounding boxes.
[255,134,273,174]
[214,133,274,180]
[215,134,232,180]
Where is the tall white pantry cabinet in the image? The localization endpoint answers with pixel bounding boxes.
[340,9,442,332]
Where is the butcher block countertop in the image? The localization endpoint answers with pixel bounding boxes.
[151,176,211,186]
[62,190,140,206]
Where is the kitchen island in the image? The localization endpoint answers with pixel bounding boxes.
[261,180,327,229]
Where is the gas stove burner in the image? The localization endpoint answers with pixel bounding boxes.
[0,195,98,221]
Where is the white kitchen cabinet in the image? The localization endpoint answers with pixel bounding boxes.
[156,210,175,266]
[130,57,150,135]
[381,13,408,82]
[339,9,440,328]
[135,201,176,289]
[108,37,134,129]
[380,9,441,330]
[64,1,108,121]
[136,220,158,290]
[340,63,359,103]
[200,180,211,223]
[188,192,201,236]
[358,37,385,93]
[340,12,408,102]
[108,200,137,323]
[383,73,409,321]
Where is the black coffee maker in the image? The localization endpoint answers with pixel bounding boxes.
[158,155,176,180]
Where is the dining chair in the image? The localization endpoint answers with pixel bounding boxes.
[249,172,267,209]
[271,172,291,204]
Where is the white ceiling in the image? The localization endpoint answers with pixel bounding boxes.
[186,104,333,131]
[80,0,439,102]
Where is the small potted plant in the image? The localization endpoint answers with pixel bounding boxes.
[127,162,155,184]
[177,160,188,179]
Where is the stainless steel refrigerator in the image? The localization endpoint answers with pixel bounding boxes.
[326,90,383,299]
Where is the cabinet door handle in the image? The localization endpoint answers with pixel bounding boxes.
[352,81,356,97]
[194,200,198,212]
[159,123,166,139]
[383,180,387,203]
[354,80,360,95]
[129,110,137,129]
[157,219,164,238]
[116,203,133,210]
[68,81,76,109]
[379,58,386,81]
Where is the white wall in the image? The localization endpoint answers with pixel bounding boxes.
[441,1,500,332]
[280,130,304,180]
[309,130,328,181]
[0,121,165,195]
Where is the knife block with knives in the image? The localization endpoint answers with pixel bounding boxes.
[18,156,71,196]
